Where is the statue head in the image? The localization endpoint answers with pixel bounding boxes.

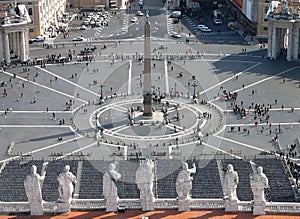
[109,163,116,171]
[227,164,234,173]
[257,166,263,174]
[64,165,70,172]
[183,162,188,170]
[31,165,37,174]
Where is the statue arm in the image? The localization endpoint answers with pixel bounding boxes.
[235,172,239,185]
[190,163,197,174]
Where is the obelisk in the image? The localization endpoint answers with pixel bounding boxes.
[143,10,152,117]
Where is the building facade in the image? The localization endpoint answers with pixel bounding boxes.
[0,0,66,38]
[68,0,122,10]
[0,4,30,65]
[266,0,300,61]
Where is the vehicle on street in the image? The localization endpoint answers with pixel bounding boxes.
[200,27,212,32]
[213,18,222,25]
[170,11,181,18]
[34,36,45,42]
[83,19,90,25]
[136,11,144,16]
[130,17,138,22]
[170,32,181,38]
[228,22,238,30]
[72,36,84,41]
[80,25,87,30]
[197,24,207,29]
[139,0,144,6]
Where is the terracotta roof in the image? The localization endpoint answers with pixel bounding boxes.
[1,210,300,219]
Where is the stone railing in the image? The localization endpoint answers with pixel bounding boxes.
[266,202,300,213]
[0,202,30,213]
[2,200,300,214]
[238,201,252,212]
[190,199,225,209]
[71,199,106,210]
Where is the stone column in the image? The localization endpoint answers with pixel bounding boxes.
[4,33,10,65]
[267,22,273,58]
[25,27,30,60]
[293,27,299,60]
[271,26,277,60]
[0,32,3,62]
[20,30,26,62]
[287,28,293,61]
[143,15,152,117]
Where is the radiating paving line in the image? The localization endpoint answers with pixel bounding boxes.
[225,122,300,127]
[198,62,261,96]
[214,135,267,153]
[0,125,71,128]
[202,142,243,159]
[164,59,169,92]
[210,66,299,103]
[0,135,83,163]
[128,60,132,94]
[1,70,88,104]
[36,66,101,98]
[0,110,72,114]
[55,141,97,160]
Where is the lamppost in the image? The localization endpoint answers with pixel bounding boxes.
[190,75,199,99]
[99,84,105,101]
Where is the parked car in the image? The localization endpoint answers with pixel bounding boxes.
[170,11,181,18]
[136,11,144,16]
[228,22,238,30]
[213,18,222,25]
[80,25,87,30]
[197,24,207,29]
[130,17,138,22]
[34,36,45,42]
[72,36,84,41]
[200,27,212,32]
[170,32,181,38]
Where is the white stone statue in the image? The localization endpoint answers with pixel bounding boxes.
[281,0,289,14]
[135,158,155,211]
[250,166,269,204]
[103,163,121,212]
[176,162,196,200]
[57,165,77,204]
[24,163,48,215]
[223,164,239,201]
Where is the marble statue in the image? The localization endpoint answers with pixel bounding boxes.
[250,166,269,203]
[136,158,155,211]
[223,164,239,201]
[176,162,196,200]
[281,0,289,14]
[103,163,121,212]
[24,163,48,215]
[57,165,77,204]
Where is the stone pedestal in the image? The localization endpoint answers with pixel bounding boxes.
[225,199,239,212]
[57,202,71,213]
[30,203,43,216]
[178,198,190,211]
[106,197,118,212]
[253,202,266,215]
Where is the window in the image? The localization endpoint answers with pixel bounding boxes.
[263,27,268,31]
[28,8,33,15]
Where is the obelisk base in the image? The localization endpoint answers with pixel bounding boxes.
[143,94,152,117]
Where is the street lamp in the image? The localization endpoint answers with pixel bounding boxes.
[99,84,105,101]
[190,75,199,99]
